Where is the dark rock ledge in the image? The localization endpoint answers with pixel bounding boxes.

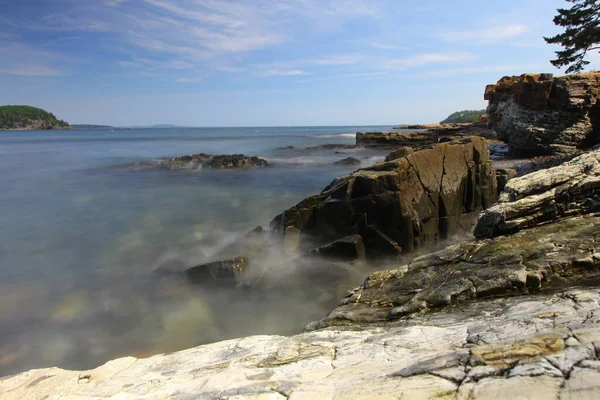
[160,153,269,170]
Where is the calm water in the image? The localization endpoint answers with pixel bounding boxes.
[0,125,394,375]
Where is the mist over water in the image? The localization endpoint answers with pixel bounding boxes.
[0,125,395,375]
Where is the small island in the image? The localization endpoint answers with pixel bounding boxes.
[439,109,486,124]
[0,105,70,130]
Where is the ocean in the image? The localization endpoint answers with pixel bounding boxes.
[0,125,395,375]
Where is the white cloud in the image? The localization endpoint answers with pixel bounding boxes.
[371,42,400,49]
[0,65,63,76]
[414,64,548,78]
[144,0,245,28]
[387,53,476,68]
[294,70,389,82]
[261,69,308,76]
[0,41,69,76]
[176,77,202,83]
[442,25,528,44]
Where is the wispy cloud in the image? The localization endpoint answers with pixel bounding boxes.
[294,70,389,83]
[176,77,202,83]
[415,64,547,78]
[387,53,476,68]
[370,42,400,49]
[0,65,63,76]
[0,41,69,76]
[261,69,308,76]
[442,25,528,44]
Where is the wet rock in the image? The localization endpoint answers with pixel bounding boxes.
[307,235,366,262]
[315,215,600,327]
[271,137,499,259]
[185,256,248,285]
[333,157,361,166]
[485,72,600,156]
[475,149,600,239]
[162,153,269,170]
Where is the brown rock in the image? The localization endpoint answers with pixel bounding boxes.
[271,137,498,259]
[485,72,600,156]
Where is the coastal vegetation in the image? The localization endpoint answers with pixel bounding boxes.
[0,105,69,130]
[439,109,486,124]
[545,0,600,73]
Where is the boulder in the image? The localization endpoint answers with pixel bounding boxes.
[485,72,600,156]
[475,150,600,239]
[333,157,361,166]
[163,153,269,170]
[271,137,499,259]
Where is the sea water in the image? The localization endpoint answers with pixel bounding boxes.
[0,125,398,375]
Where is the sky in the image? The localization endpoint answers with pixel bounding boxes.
[0,0,592,126]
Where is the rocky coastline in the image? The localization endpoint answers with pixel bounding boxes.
[4,72,600,399]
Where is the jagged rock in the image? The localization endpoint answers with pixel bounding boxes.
[485,72,600,156]
[385,146,413,161]
[271,137,499,259]
[6,287,600,400]
[185,256,248,285]
[475,150,600,239]
[162,153,269,170]
[307,235,366,262]
[312,214,600,328]
[333,157,361,166]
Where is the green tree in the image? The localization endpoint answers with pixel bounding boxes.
[545,0,600,74]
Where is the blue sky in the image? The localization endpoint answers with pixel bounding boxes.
[0,0,590,126]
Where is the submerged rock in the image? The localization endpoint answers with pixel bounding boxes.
[485,72,600,156]
[333,157,361,166]
[305,143,356,150]
[271,137,499,259]
[185,256,248,285]
[162,153,269,170]
[475,149,600,238]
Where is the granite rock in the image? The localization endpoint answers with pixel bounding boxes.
[475,149,600,238]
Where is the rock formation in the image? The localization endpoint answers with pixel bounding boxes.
[161,153,269,170]
[271,137,499,260]
[475,149,600,238]
[357,122,495,148]
[313,214,600,328]
[485,72,600,156]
